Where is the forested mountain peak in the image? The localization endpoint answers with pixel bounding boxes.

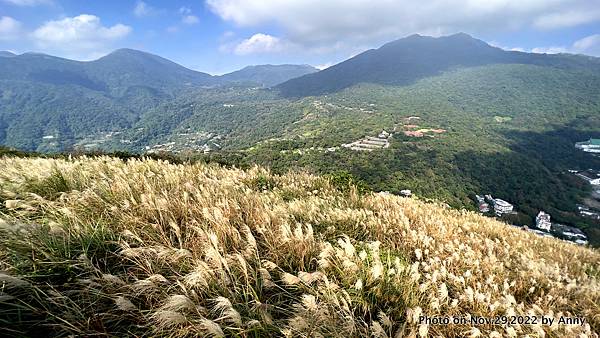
[276,33,600,97]
[94,48,207,75]
[218,64,318,87]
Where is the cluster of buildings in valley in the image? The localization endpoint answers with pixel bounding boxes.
[287,115,447,154]
[566,168,600,219]
[50,126,224,154]
[311,100,377,115]
[70,130,130,150]
[475,195,589,245]
[577,204,600,220]
[531,211,588,245]
[403,127,447,138]
[342,130,392,151]
[391,116,448,138]
[339,117,449,152]
[145,131,222,154]
[475,194,514,216]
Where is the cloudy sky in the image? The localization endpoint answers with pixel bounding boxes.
[1,0,599,74]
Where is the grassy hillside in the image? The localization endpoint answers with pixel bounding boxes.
[0,156,598,337]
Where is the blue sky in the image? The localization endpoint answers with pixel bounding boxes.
[1,0,599,74]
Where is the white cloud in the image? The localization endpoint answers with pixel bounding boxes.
[233,33,289,55]
[182,15,199,25]
[207,0,600,50]
[178,7,199,25]
[221,31,235,40]
[531,46,569,54]
[532,34,600,56]
[0,16,22,40]
[573,34,600,51]
[134,1,155,18]
[489,41,526,52]
[1,0,50,6]
[164,7,200,33]
[30,14,131,59]
[315,62,333,70]
[572,34,600,56]
[533,9,600,29]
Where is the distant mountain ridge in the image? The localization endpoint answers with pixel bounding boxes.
[0,48,320,151]
[277,33,600,97]
[0,49,317,91]
[0,49,215,95]
[218,64,318,87]
[0,51,16,57]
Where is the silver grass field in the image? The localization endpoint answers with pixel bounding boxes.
[0,156,598,337]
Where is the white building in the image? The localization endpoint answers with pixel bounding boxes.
[493,199,513,216]
[535,211,551,231]
[378,130,391,139]
[575,138,600,153]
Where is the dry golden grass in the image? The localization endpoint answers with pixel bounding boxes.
[0,156,598,337]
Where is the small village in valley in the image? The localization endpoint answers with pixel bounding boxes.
[474,194,589,245]
[465,137,600,246]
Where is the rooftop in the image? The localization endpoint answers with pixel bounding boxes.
[552,223,587,237]
[577,170,600,180]
[536,211,550,220]
[494,199,512,207]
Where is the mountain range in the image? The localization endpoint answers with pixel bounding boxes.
[218,64,318,87]
[3,33,600,152]
[0,48,316,150]
[0,48,318,92]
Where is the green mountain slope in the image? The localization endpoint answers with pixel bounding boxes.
[277,33,600,97]
[0,50,316,151]
[87,49,217,94]
[218,64,318,87]
[0,49,215,94]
